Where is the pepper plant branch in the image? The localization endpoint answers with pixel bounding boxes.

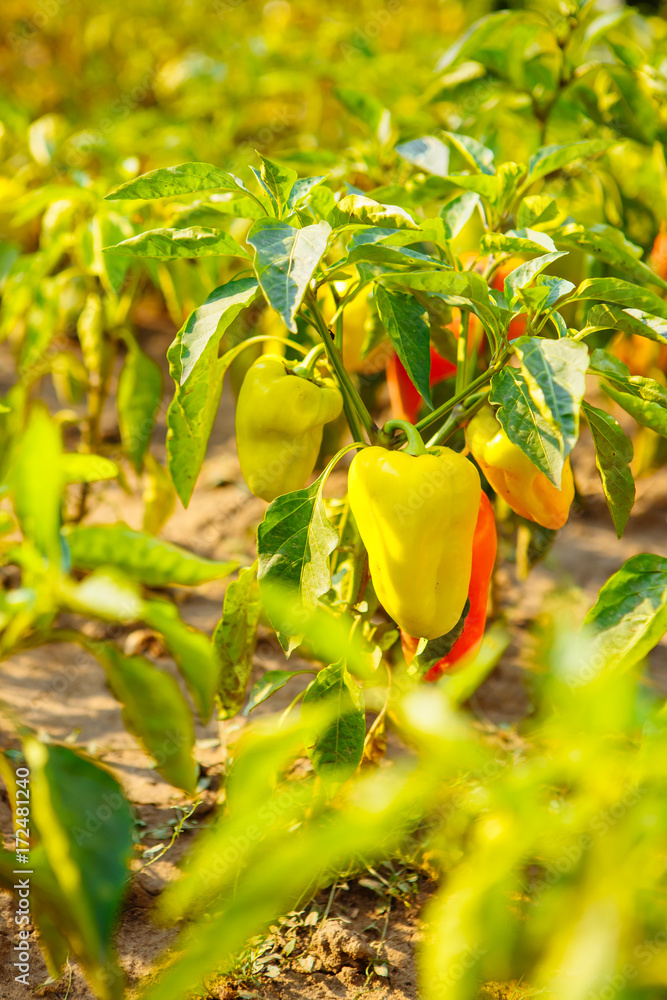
[426,391,490,448]
[415,363,499,436]
[455,309,470,395]
[303,289,377,442]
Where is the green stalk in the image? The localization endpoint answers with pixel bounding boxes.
[383,419,427,456]
[455,309,470,394]
[415,363,501,436]
[426,391,489,448]
[292,343,327,378]
[304,290,377,443]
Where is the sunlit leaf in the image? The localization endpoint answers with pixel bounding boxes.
[94,643,198,792]
[582,401,634,538]
[63,523,237,585]
[375,285,432,408]
[248,219,331,332]
[302,660,365,786]
[489,366,564,487]
[512,336,589,458]
[105,162,241,201]
[584,555,667,671]
[103,226,251,260]
[214,565,262,718]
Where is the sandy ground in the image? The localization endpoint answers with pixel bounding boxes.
[1,325,666,1000]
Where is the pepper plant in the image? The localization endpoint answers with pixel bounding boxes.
[90,128,667,759]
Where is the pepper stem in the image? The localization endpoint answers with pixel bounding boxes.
[383,419,427,456]
[292,343,327,379]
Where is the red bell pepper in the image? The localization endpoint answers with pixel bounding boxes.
[650,228,667,281]
[401,492,497,679]
[386,348,456,424]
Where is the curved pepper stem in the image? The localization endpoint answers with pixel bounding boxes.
[292,343,327,379]
[383,418,427,456]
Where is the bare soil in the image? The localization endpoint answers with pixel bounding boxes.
[1,326,666,1000]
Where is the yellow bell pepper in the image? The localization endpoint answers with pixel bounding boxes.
[465,404,574,530]
[236,350,343,502]
[348,421,481,639]
[319,278,388,375]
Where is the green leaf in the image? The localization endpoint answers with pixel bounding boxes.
[117,344,163,471]
[512,336,589,458]
[248,219,331,332]
[581,303,667,345]
[375,285,432,408]
[256,154,298,218]
[516,195,559,229]
[601,380,667,440]
[582,401,635,539]
[103,226,251,261]
[24,738,133,999]
[59,569,145,623]
[504,252,568,306]
[10,404,63,565]
[444,131,495,175]
[144,599,221,723]
[166,332,227,507]
[105,162,241,201]
[170,276,259,385]
[214,565,262,719]
[93,643,198,792]
[481,229,556,255]
[63,523,237,585]
[584,555,667,672]
[62,454,119,484]
[382,267,501,345]
[556,225,667,291]
[435,10,515,72]
[574,278,667,321]
[439,174,499,200]
[302,660,365,786]
[489,367,564,487]
[244,669,305,715]
[381,267,489,303]
[440,192,480,239]
[516,276,574,313]
[329,194,418,231]
[589,347,628,378]
[345,227,442,268]
[396,136,450,178]
[604,64,660,145]
[257,470,339,652]
[286,176,328,211]
[524,140,614,187]
[92,211,135,295]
